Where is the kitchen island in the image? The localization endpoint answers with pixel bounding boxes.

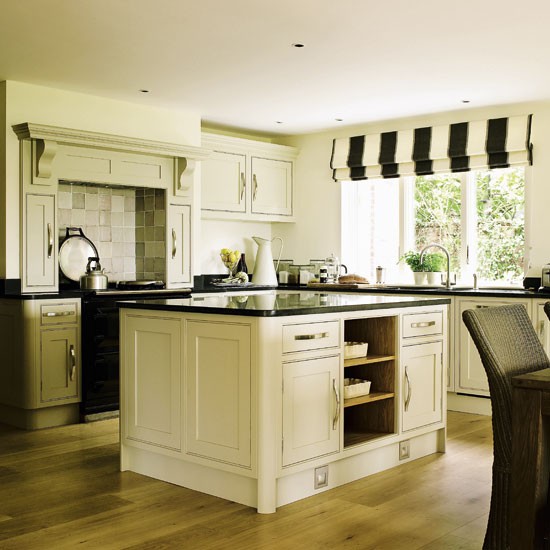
[119,290,450,513]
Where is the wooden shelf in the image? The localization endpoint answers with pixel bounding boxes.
[344,429,395,448]
[344,391,394,408]
[344,354,395,368]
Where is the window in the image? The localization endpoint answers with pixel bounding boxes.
[341,166,526,286]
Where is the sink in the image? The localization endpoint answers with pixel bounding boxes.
[392,284,473,291]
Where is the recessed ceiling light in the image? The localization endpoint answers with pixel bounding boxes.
[462,99,470,103]
[275,121,284,124]
[335,118,344,122]
[291,43,305,48]
[139,89,150,94]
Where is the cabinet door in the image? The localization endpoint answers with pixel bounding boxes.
[402,341,443,432]
[186,320,251,467]
[122,313,182,450]
[202,151,247,213]
[251,157,292,216]
[456,298,530,395]
[282,355,340,466]
[166,204,191,285]
[24,193,56,290]
[40,327,79,403]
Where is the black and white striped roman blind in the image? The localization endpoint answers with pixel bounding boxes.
[330,114,533,182]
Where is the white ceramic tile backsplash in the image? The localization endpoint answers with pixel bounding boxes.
[58,183,166,282]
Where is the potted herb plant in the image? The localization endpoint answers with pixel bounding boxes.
[422,252,447,285]
[401,251,427,285]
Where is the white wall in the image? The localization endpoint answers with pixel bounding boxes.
[1,80,201,278]
[278,101,550,277]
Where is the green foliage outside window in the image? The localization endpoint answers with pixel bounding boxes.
[413,168,524,284]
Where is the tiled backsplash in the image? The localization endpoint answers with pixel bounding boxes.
[58,183,166,282]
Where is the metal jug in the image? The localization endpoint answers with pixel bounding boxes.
[252,236,283,286]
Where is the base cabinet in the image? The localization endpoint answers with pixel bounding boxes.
[185,320,252,468]
[282,355,340,466]
[123,312,182,451]
[401,341,443,431]
[456,298,531,396]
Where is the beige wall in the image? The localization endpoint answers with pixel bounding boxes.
[1,80,201,279]
[277,101,550,277]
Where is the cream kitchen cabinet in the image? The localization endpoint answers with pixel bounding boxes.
[185,320,252,468]
[401,341,444,431]
[282,355,340,466]
[0,298,81,429]
[166,203,192,286]
[122,311,182,451]
[455,297,531,396]
[22,193,57,293]
[201,132,297,222]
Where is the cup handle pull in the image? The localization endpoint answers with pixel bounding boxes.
[172,229,177,259]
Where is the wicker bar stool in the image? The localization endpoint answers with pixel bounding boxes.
[462,304,550,549]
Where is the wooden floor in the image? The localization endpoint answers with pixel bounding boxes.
[0,412,493,549]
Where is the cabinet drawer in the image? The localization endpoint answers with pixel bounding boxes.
[283,321,339,353]
[402,311,443,338]
[40,303,78,325]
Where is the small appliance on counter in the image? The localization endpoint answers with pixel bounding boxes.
[540,263,550,290]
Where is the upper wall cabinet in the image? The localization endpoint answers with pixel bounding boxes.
[201,132,298,222]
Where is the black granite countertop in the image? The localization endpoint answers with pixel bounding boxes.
[117,290,451,317]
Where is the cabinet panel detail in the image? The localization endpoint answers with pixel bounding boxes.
[401,341,443,432]
[250,157,292,216]
[282,355,340,466]
[40,327,78,402]
[124,315,181,451]
[186,321,251,467]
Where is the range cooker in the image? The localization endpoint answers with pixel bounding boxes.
[79,283,192,419]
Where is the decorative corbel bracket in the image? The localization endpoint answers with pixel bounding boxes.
[176,157,197,195]
[34,139,58,179]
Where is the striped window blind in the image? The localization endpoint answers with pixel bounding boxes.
[330,114,533,182]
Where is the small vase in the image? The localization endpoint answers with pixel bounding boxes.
[413,272,427,285]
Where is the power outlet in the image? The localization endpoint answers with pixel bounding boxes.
[314,465,329,489]
[399,440,410,460]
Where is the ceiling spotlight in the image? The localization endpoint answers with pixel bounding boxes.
[462,99,470,103]
[275,121,284,124]
[291,43,305,48]
[335,118,344,122]
[139,89,150,94]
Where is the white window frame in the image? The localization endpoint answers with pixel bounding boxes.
[341,166,530,287]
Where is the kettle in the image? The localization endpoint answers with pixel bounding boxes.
[80,257,109,290]
[252,236,283,286]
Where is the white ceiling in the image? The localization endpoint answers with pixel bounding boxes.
[2,0,550,135]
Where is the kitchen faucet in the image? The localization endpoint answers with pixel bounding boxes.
[420,243,451,289]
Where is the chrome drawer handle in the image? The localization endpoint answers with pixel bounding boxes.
[404,366,412,411]
[43,311,73,317]
[411,321,435,328]
[240,172,246,201]
[69,345,76,381]
[172,229,177,259]
[47,223,53,258]
[332,378,340,430]
[294,332,329,341]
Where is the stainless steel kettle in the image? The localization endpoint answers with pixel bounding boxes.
[80,257,109,290]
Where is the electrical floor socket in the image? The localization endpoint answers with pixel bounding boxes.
[399,440,410,460]
[314,465,329,489]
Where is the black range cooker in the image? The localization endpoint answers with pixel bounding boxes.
[80,281,192,419]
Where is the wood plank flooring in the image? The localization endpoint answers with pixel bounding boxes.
[0,412,493,549]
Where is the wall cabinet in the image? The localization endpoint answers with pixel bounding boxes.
[23,193,57,293]
[201,132,297,222]
[282,355,340,466]
[166,203,192,286]
[455,297,531,396]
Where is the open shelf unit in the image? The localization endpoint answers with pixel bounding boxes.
[343,315,397,448]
